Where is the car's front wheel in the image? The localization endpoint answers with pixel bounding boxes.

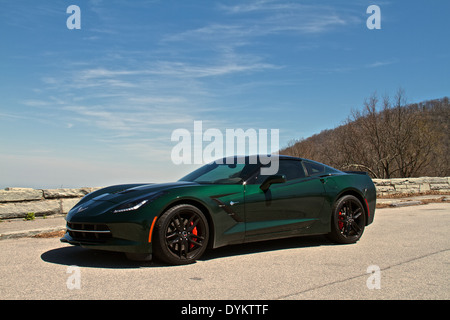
[153,204,209,265]
[327,195,366,244]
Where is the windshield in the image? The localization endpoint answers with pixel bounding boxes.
[179,161,259,184]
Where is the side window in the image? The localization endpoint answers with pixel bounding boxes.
[278,160,306,181]
[303,161,325,176]
[249,160,305,184]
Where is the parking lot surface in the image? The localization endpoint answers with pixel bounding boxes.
[0,203,448,300]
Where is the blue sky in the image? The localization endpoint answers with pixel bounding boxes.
[1,0,449,188]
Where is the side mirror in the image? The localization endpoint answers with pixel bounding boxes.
[260,174,287,192]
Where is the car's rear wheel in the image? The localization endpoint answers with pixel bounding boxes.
[327,195,366,244]
[153,204,209,265]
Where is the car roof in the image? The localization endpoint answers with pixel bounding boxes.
[221,154,308,163]
[219,155,341,172]
[233,154,304,160]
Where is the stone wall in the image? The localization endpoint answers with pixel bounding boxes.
[0,187,101,220]
[0,177,449,220]
[373,177,450,197]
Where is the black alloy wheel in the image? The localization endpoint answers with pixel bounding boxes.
[153,204,209,265]
[327,195,366,244]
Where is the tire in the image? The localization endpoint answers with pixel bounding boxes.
[153,204,209,265]
[327,195,366,244]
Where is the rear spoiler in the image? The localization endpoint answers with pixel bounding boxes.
[343,171,368,175]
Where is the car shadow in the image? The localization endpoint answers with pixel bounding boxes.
[200,235,333,261]
[41,235,334,269]
[40,246,158,269]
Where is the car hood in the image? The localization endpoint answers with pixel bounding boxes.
[91,181,197,204]
[66,181,199,221]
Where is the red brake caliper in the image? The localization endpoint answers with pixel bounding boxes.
[190,222,198,249]
[338,211,344,230]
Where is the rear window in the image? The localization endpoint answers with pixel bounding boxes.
[303,161,340,176]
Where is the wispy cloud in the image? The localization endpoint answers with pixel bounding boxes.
[310,59,398,75]
[14,1,348,153]
[6,0,358,170]
[146,60,279,78]
[191,0,356,38]
[365,60,396,68]
[0,1,60,30]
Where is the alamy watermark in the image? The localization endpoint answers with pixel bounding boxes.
[367,5,381,30]
[66,265,81,290]
[66,5,81,30]
[171,121,280,175]
[65,4,380,31]
[366,265,381,289]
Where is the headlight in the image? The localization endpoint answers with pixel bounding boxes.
[112,191,167,214]
[113,199,149,213]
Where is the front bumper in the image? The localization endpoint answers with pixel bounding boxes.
[60,221,153,254]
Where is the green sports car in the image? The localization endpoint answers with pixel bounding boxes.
[61,155,376,265]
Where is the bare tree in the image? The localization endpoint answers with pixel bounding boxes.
[280,91,449,178]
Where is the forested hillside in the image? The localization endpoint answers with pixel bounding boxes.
[280,91,449,178]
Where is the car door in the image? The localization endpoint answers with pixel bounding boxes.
[244,159,326,242]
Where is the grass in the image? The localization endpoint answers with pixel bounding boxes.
[24,212,35,221]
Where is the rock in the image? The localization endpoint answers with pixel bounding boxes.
[391,201,423,207]
[0,188,43,203]
[430,184,450,191]
[60,198,81,214]
[43,188,92,199]
[0,200,61,220]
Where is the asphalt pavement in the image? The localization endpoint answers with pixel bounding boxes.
[0,201,449,300]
